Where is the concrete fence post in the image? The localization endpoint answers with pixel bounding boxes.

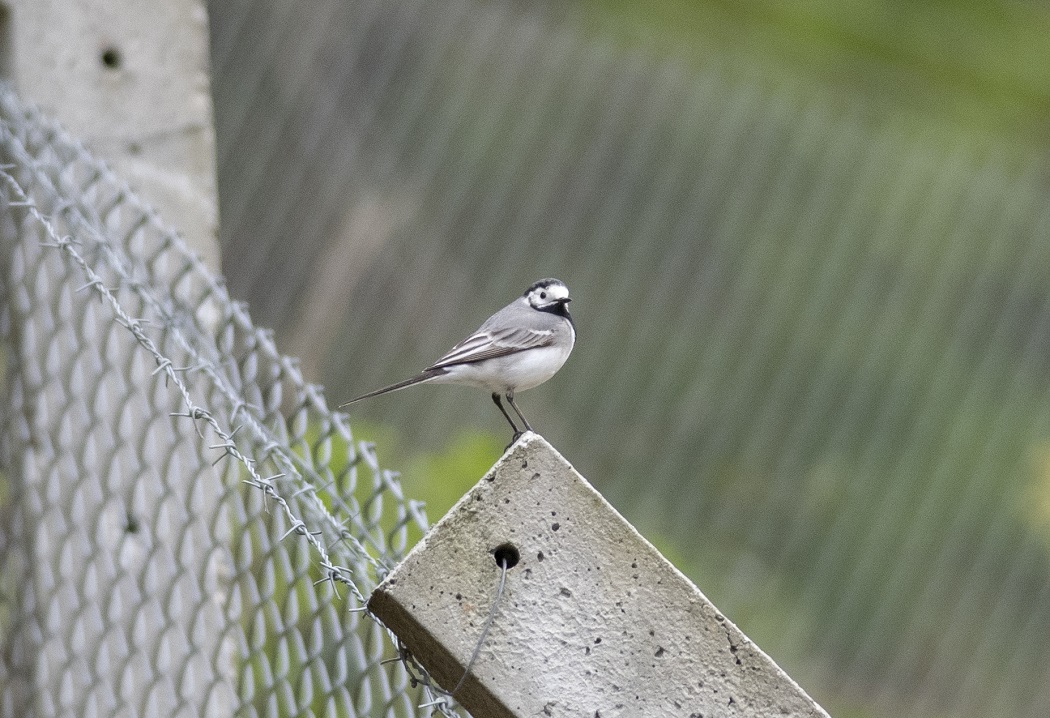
[370,433,831,717]
[3,0,219,267]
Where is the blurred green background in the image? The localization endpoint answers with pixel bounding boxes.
[582,0,1050,148]
[210,1,1050,715]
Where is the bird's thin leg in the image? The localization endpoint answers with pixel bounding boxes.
[505,392,533,433]
[492,393,521,436]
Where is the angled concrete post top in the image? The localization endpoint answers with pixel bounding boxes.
[368,433,830,718]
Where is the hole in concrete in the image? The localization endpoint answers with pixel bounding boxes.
[493,542,520,569]
[100,46,122,70]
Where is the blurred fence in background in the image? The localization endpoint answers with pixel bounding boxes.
[210,1,1050,716]
[0,85,460,717]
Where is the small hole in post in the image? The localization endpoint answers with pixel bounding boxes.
[493,542,520,570]
[100,46,122,70]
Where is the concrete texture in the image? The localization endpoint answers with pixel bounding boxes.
[3,0,219,266]
[369,433,831,717]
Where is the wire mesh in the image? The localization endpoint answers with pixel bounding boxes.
[208,1,1050,717]
[0,84,462,717]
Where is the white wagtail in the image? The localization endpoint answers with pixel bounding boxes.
[343,278,575,439]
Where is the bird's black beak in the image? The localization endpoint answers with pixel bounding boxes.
[558,297,571,304]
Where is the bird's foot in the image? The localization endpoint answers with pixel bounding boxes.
[505,430,528,451]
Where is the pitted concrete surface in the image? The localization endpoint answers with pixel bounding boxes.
[369,433,830,717]
[6,0,219,266]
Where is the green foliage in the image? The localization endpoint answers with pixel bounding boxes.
[578,0,1050,148]
[353,421,504,522]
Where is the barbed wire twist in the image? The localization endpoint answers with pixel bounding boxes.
[0,92,463,714]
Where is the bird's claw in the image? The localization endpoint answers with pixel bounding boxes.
[505,430,526,451]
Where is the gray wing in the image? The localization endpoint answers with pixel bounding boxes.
[427,324,555,369]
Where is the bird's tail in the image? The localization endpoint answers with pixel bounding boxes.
[340,367,447,406]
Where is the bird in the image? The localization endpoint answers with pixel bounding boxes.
[342,278,575,440]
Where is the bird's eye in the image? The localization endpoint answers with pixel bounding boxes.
[540,292,547,299]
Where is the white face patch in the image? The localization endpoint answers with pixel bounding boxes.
[528,281,570,308]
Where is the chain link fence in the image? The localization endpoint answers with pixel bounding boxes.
[0,84,463,717]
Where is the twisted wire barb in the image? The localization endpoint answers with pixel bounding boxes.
[0,169,373,607]
[0,153,460,716]
[4,101,400,577]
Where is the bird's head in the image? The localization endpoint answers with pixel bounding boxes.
[525,278,571,311]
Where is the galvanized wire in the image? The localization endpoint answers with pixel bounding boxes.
[0,85,463,717]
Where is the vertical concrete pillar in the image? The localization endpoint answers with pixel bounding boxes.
[3,0,219,266]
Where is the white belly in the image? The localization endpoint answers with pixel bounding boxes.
[434,344,573,393]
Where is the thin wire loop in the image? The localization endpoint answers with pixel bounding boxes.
[452,555,510,697]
